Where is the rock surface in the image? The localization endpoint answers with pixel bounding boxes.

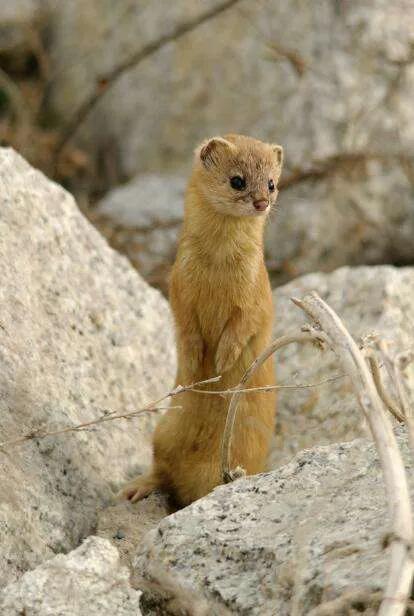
[0,536,142,615]
[271,265,414,467]
[96,493,170,582]
[93,173,185,293]
[0,148,176,587]
[134,432,411,615]
[49,1,414,175]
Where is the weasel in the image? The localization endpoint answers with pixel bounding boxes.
[120,134,283,507]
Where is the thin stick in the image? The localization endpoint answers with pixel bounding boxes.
[220,332,325,482]
[0,406,177,450]
[0,376,221,451]
[53,0,243,167]
[293,292,413,616]
[0,371,346,452]
[189,372,346,395]
[394,352,414,453]
[367,354,405,423]
[377,340,414,453]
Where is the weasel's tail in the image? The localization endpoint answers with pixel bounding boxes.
[117,471,158,503]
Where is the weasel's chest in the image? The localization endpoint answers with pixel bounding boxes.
[192,265,257,341]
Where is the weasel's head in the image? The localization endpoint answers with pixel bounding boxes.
[194,134,283,218]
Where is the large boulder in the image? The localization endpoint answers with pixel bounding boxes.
[49,1,414,176]
[134,432,411,615]
[0,148,176,587]
[266,160,414,286]
[271,265,414,467]
[93,173,185,293]
[0,536,142,615]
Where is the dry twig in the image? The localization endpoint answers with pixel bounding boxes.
[376,340,414,453]
[265,41,307,76]
[0,372,348,452]
[220,331,326,482]
[366,353,405,423]
[0,376,221,451]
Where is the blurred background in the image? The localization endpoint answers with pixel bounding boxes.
[1,0,413,294]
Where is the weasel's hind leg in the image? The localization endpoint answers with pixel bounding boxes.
[117,472,158,503]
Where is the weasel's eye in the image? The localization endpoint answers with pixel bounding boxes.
[230,176,246,191]
[268,179,275,192]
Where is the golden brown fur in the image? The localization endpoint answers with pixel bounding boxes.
[120,134,283,507]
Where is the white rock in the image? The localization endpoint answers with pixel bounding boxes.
[0,148,176,587]
[0,536,142,615]
[266,163,414,285]
[134,432,412,615]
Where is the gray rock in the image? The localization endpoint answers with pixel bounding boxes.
[266,161,414,286]
[0,148,176,587]
[271,265,414,467]
[134,432,411,615]
[94,173,185,292]
[0,536,142,615]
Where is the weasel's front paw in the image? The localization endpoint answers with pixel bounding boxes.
[183,335,204,376]
[215,336,242,374]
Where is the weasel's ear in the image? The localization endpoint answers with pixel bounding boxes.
[197,137,235,168]
[271,144,283,166]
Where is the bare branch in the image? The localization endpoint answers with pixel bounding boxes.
[265,41,307,76]
[376,340,414,454]
[0,376,221,452]
[0,370,348,452]
[188,371,346,395]
[53,0,244,167]
[220,331,326,483]
[366,353,405,423]
[294,292,413,616]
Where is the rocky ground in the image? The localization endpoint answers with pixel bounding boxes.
[0,149,413,614]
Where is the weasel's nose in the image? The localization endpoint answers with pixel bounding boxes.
[253,200,268,211]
